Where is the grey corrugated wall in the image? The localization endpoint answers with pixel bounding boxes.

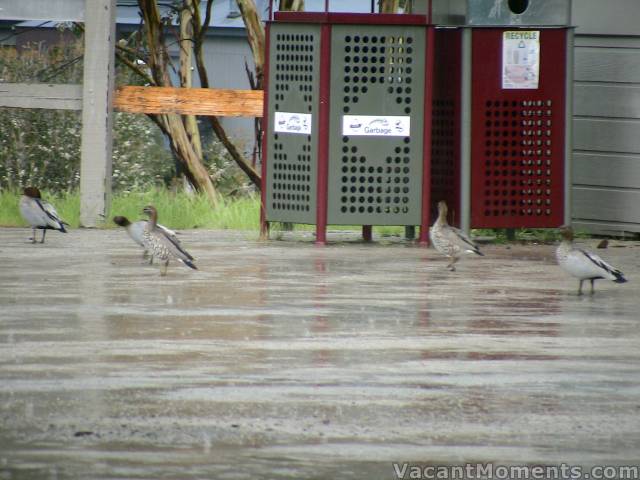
[571,0,640,235]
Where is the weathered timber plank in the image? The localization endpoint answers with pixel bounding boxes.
[0,83,82,110]
[113,86,264,117]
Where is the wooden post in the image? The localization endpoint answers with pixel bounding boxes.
[79,0,116,227]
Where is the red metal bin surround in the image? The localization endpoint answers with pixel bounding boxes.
[470,28,567,229]
[430,28,462,227]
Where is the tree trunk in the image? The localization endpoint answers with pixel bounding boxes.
[180,0,203,162]
[236,0,265,89]
[379,0,399,13]
[403,0,413,13]
[279,0,305,11]
[137,0,218,205]
[192,0,262,189]
[161,113,218,201]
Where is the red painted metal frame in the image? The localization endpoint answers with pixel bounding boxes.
[362,225,372,242]
[273,12,430,25]
[315,23,332,245]
[430,28,462,227]
[418,25,436,245]
[470,28,567,229]
[259,22,272,240]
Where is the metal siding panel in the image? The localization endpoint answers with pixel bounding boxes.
[573,153,640,189]
[570,5,640,234]
[327,25,426,226]
[571,220,640,236]
[574,118,640,154]
[574,84,640,119]
[573,187,640,224]
[574,48,640,83]
[265,24,321,224]
[572,0,640,36]
[575,36,640,49]
[470,28,567,229]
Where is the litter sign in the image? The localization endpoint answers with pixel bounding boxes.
[502,30,540,89]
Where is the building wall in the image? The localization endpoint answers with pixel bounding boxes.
[200,34,258,157]
[571,0,640,235]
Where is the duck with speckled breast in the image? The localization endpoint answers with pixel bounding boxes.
[141,205,197,276]
[429,200,484,271]
[113,215,180,264]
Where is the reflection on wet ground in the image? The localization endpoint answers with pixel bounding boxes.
[1,228,639,479]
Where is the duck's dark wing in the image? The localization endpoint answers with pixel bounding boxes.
[578,248,626,283]
[37,199,68,231]
[450,226,484,256]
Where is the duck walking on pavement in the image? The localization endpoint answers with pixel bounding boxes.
[556,226,627,295]
[19,186,68,243]
[429,200,483,271]
[113,215,179,264]
[141,205,197,275]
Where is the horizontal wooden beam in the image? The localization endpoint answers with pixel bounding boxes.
[113,86,264,117]
[0,85,265,117]
[0,83,83,110]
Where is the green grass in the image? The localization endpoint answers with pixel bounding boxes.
[0,188,81,228]
[0,188,584,241]
[110,189,260,230]
[0,188,261,230]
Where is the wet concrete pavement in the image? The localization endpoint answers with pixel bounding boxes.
[1,227,639,479]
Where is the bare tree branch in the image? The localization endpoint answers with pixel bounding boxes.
[115,50,156,85]
[191,0,262,189]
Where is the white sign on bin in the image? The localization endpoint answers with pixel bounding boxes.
[342,115,411,137]
[502,30,540,89]
[273,112,312,135]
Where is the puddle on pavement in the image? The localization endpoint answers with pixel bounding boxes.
[1,229,639,478]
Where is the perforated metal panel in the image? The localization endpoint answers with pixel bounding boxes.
[470,28,566,228]
[327,25,426,226]
[265,24,321,224]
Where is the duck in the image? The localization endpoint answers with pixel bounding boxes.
[141,205,197,275]
[19,186,68,243]
[429,200,483,270]
[556,226,627,295]
[113,215,179,263]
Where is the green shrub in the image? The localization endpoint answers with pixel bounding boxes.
[0,31,248,196]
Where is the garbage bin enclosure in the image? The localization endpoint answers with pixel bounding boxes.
[262,11,435,243]
[431,0,572,230]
